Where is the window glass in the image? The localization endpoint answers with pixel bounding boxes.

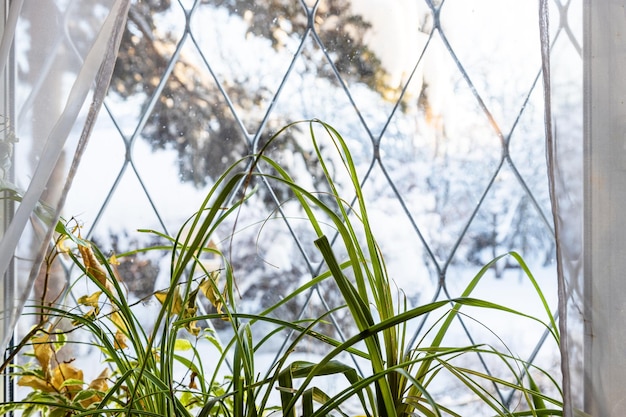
[11,1,583,413]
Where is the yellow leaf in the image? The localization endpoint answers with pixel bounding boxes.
[108,254,120,266]
[199,272,225,310]
[155,287,183,315]
[78,291,102,308]
[114,329,128,350]
[32,335,53,375]
[188,371,198,390]
[17,375,54,392]
[80,368,110,407]
[185,318,201,336]
[199,273,229,320]
[174,339,193,351]
[73,308,98,326]
[78,244,110,290]
[107,254,125,288]
[89,368,109,391]
[172,291,183,315]
[109,311,130,348]
[56,234,73,254]
[52,363,84,395]
[180,288,201,335]
[154,290,167,305]
[109,310,128,333]
[111,311,128,349]
[84,308,98,320]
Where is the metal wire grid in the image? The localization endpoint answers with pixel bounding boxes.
[60,0,581,410]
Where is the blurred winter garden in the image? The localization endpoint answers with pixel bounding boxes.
[4,0,583,414]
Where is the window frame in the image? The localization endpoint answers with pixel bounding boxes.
[584,0,626,414]
[0,0,603,411]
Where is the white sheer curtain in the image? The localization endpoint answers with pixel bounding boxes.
[0,0,129,356]
[540,2,584,416]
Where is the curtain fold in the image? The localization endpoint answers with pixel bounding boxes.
[0,0,130,356]
[540,1,584,415]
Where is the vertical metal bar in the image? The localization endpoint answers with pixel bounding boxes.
[584,0,626,414]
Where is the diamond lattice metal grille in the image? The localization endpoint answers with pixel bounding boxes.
[46,0,581,412]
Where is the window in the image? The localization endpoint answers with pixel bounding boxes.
[2,1,593,414]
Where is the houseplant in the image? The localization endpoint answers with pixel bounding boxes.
[1,120,564,416]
